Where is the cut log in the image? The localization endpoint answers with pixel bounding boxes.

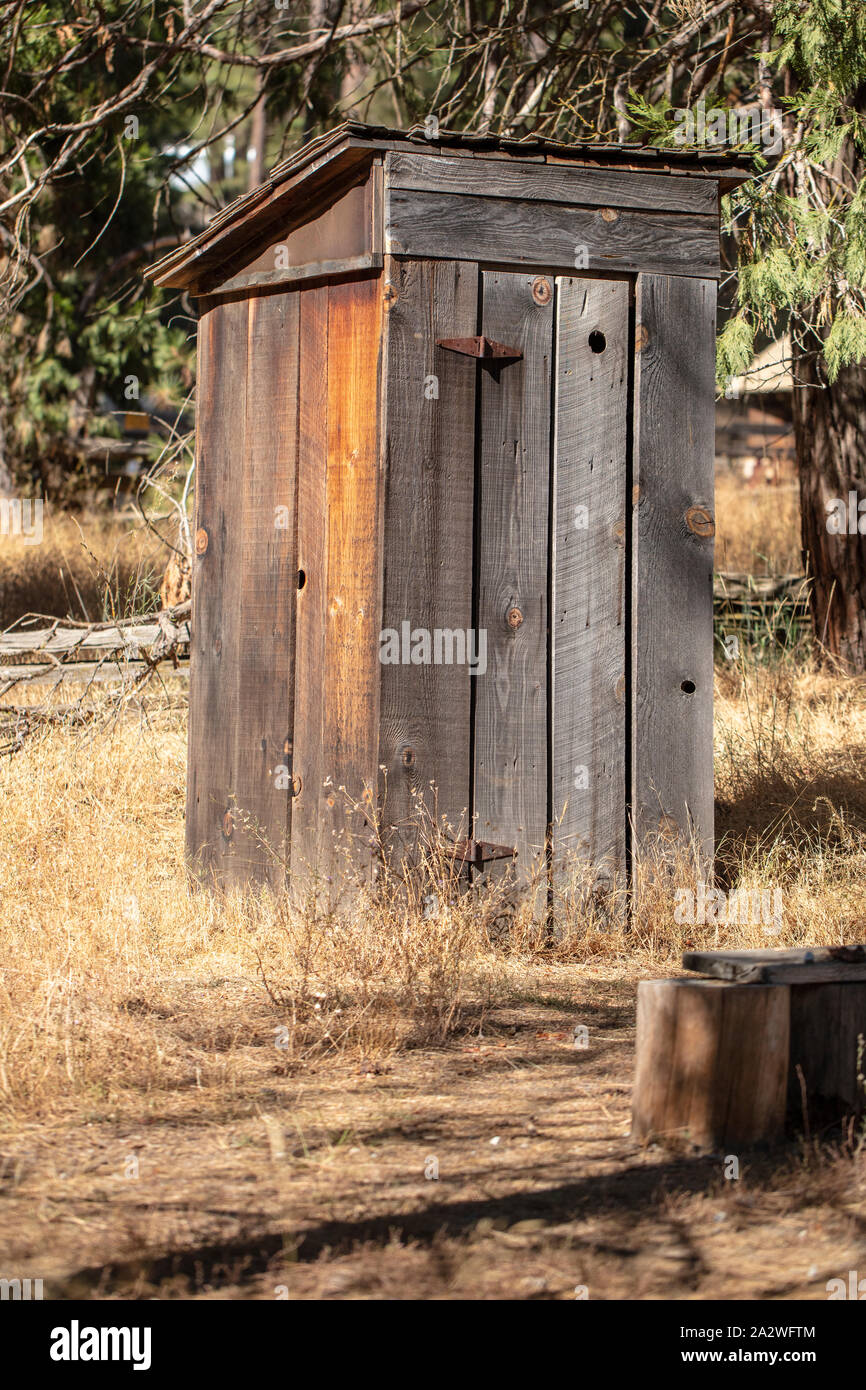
[631,979,789,1149]
[788,982,866,1127]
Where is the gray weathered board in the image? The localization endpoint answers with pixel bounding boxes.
[683,947,866,985]
[378,257,477,849]
[0,659,188,686]
[551,276,628,885]
[473,269,552,884]
[386,190,720,279]
[632,274,716,867]
[385,151,719,214]
[0,620,189,655]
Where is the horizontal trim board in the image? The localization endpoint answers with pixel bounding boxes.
[386,191,720,279]
[386,151,718,214]
[197,252,383,297]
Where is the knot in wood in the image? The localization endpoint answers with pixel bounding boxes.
[600,207,619,223]
[222,810,234,841]
[401,746,416,769]
[635,324,649,353]
[195,528,209,555]
[507,606,524,630]
[685,505,715,538]
[531,276,551,306]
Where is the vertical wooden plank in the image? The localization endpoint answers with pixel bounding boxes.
[230,291,299,885]
[186,293,300,889]
[186,298,249,884]
[632,274,716,869]
[322,274,383,893]
[290,285,330,895]
[378,258,478,855]
[474,269,553,883]
[552,277,629,890]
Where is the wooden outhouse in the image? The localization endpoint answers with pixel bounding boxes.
[148,122,749,899]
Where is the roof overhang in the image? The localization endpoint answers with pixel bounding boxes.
[147,120,755,292]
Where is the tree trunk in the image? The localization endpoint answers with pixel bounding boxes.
[793,340,866,671]
[0,416,15,498]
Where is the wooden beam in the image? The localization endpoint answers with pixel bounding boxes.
[386,150,719,214]
[684,946,866,985]
[386,190,720,279]
[199,253,383,299]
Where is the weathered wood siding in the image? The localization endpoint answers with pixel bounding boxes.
[289,275,385,901]
[188,293,299,887]
[386,151,719,214]
[189,274,383,896]
[631,273,716,868]
[289,285,330,891]
[320,275,384,893]
[551,276,629,889]
[378,257,478,853]
[386,189,719,279]
[473,270,553,882]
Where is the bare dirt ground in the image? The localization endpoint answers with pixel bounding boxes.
[2,960,864,1301]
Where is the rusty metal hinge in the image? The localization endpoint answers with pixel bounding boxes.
[436,335,523,362]
[448,838,518,867]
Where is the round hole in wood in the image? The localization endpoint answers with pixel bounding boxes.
[681,679,696,694]
[588,330,606,354]
[297,569,307,590]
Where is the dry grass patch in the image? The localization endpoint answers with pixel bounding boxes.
[0,704,515,1119]
[714,472,801,575]
[0,650,865,1124]
[0,505,163,628]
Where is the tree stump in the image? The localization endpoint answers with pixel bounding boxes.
[631,979,789,1149]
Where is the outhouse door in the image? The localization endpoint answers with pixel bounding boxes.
[470,269,629,893]
[380,257,714,899]
[381,263,630,895]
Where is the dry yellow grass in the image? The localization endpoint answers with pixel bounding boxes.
[714,472,801,575]
[0,645,863,1123]
[0,505,164,628]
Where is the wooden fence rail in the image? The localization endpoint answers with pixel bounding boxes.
[0,605,190,694]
